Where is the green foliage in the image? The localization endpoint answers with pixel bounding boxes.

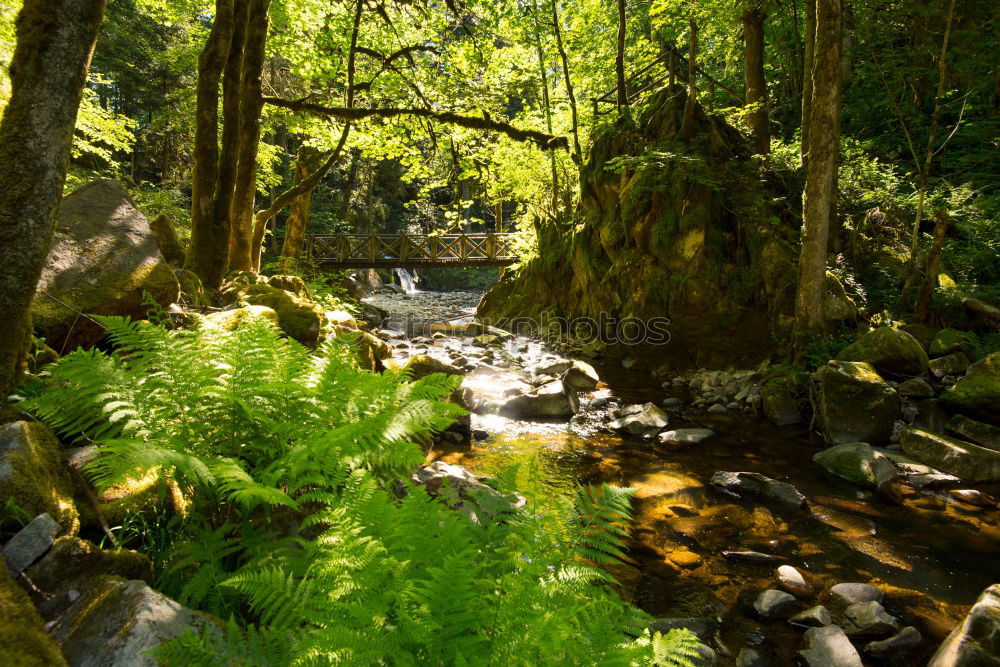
[20,316,679,663]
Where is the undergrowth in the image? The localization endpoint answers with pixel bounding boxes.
[18,316,698,664]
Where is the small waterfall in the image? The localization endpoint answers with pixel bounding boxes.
[395,267,419,293]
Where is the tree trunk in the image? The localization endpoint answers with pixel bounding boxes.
[681,20,698,142]
[551,0,582,163]
[228,0,272,272]
[185,0,235,289]
[742,6,770,154]
[278,146,323,267]
[793,0,842,348]
[800,0,816,167]
[0,0,105,399]
[615,0,628,114]
[914,206,950,324]
[531,0,560,216]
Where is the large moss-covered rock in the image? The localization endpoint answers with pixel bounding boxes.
[0,564,67,666]
[52,576,220,666]
[332,326,392,372]
[929,328,976,358]
[202,305,280,332]
[824,271,859,323]
[940,352,1000,426]
[26,536,152,595]
[0,422,78,535]
[815,361,900,445]
[173,268,210,308]
[30,180,180,350]
[266,274,311,299]
[813,442,898,489]
[478,86,796,370]
[836,327,929,377]
[240,283,324,347]
[900,427,1000,483]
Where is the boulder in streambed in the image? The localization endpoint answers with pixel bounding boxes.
[814,361,900,445]
[658,428,715,447]
[842,600,899,638]
[412,461,526,523]
[900,427,1000,483]
[928,583,1000,666]
[789,605,832,629]
[561,359,600,390]
[240,283,325,347]
[812,442,898,490]
[610,402,668,438]
[930,351,972,378]
[836,327,929,377]
[864,626,923,660]
[940,352,1000,426]
[828,582,884,606]
[500,380,579,418]
[31,180,181,350]
[948,415,1000,452]
[776,565,813,598]
[898,376,935,398]
[797,625,864,667]
[754,589,798,619]
[710,471,807,509]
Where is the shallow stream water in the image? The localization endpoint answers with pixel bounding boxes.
[366,287,1000,665]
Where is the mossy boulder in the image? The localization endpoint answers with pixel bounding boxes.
[813,442,898,489]
[173,268,210,308]
[824,271,859,323]
[940,352,1000,426]
[266,274,311,299]
[901,427,1000,483]
[760,366,808,426]
[240,284,324,347]
[403,354,463,380]
[148,213,186,267]
[202,305,280,332]
[30,180,180,350]
[0,422,78,535]
[815,361,900,445]
[836,327,929,377]
[332,326,392,372]
[928,328,975,358]
[0,564,67,666]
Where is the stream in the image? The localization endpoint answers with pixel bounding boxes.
[364,286,1000,665]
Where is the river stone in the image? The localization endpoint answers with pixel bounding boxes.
[0,421,79,535]
[900,427,1000,483]
[30,180,181,351]
[776,565,812,598]
[815,361,900,445]
[948,415,1000,452]
[662,397,684,408]
[812,442,898,489]
[736,648,768,667]
[3,512,60,574]
[928,584,1000,666]
[828,582,884,606]
[754,589,798,619]
[614,402,668,437]
[707,404,728,415]
[950,489,998,507]
[658,428,716,447]
[842,600,899,637]
[648,617,718,641]
[940,352,1000,426]
[837,327,930,377]
[52,576,220,666]
[561,360,600,390]
[898,377,935,398]
[789,605,832,628]
[500,380,579,418]
[929,328,975,358]
[693,643,718,666]
[865,626,923,658]
[930,351,972,378]
[798,625,864,667]
[711,471,807,509]
[413,462,526,523]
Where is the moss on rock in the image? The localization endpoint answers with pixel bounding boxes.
[0,565,67,666]
[241,284,324,347]
[266,274,311,299]
[940,352,1000,426]
[203,305,280,332]
[0,422,78,535]
[928,328,976,358]
[174,268,210,308]
[25,536,152,597]
[836,327,929,377]
[814,361,900,445]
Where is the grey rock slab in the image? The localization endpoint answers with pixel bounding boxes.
[797,625,864,667]
[929,583,1000,666]
[711,471,807,509]
[658,428,716,447]
[789,605,833,629]
[865,626,922,659]
[842,600,899,637]
[901,426,1000,483]
[948,415,1000,452]
[3,513,60,574]
[753,589,798,619]
[828,582,884,606]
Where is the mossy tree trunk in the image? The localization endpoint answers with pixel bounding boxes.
[794,0,842,349]
[0,0,106,401]
[742,5,770,155]
[914,206,950,324]
[615,0,628,115]
[279,146,324,267]
[681,20,698,142]
[800,0,815,167]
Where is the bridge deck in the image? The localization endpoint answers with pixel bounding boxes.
[305,233,521,269]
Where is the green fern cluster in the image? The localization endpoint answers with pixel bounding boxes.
[21,316,698,664]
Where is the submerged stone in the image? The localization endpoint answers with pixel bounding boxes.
[753,589,798,619]
[828,582,884,606]
[711,471,807,509]
[798,625,863,667]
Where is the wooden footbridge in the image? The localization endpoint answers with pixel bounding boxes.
[304,233,521,269]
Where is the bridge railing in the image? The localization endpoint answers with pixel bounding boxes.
[304,233,522,268]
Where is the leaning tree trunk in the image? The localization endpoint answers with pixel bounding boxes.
[680,20,699,142]
[914,206,950,324]
[793,0,842,349]
[800,0,816,167]
[742,6,770,155]
[185,0,235,290]
[0,0,106,401]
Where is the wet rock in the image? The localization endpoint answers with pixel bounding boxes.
[776,565,812,598]
[612,403,668,438]
[413,461,526,523]
[828,582,884,606]
[812,442,898,489]
[0,421,79,535]
[929,328,975,358]
[865,626,923,659]
[52,575,220,666]
[884,451,962,489]
[667,548,703,569]
[3,512,60,574]
[940,352,1000,426]
[662,397,684,408]
[900,426,1000,483]
[815,361,900,445]
[914,398,951,433]
[693,643,718,666]
[711,471,807,509]
[928,584,1000,666]
[500,380,579,418]
[561,360,600,390]
[789,605,832,628]
[722,550,785,565]
[798,625,864,667]
[754,589,798,619]
[649,617,719,641]
[472,429,489,441]
[707,404,728,415]
[898,377,935,398]
[950,489,998,507]
[760,373,804,426]
[930,352,972,378]
[842,600,899,637]
[736,648,768,667]
[0,565,67,665]
[659,428,716,447]
[837,327,930,377]
[948,415,1000,452]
